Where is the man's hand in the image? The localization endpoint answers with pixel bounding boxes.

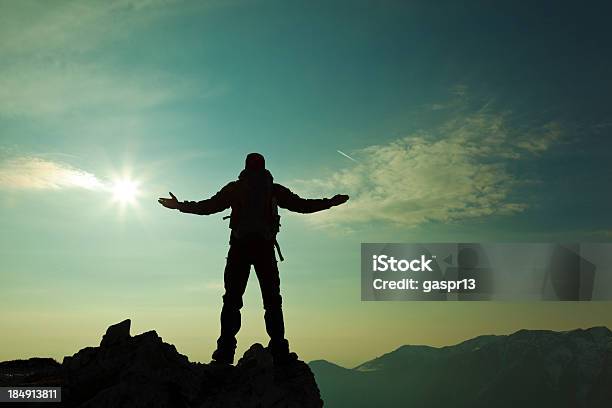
[158,192,180,210]
[330,194,349,207]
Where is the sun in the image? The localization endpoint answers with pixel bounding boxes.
[111,179,139,204]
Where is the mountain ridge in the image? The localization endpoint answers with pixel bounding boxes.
[309,326,612,408]
[311,326,612,370]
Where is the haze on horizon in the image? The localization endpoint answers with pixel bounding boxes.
[1,0,611,367]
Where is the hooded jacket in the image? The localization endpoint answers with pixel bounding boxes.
[178,169,334,238]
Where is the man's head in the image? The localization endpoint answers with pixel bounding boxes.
[245,153,266,170]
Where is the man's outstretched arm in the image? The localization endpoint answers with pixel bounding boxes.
[274,184,349,213]
[158,183,233,215]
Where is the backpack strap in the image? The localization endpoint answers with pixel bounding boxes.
[274,239,284,262]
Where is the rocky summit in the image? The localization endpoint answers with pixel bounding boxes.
[0,319,323,408]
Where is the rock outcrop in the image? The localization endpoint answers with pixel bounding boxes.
[1,320,323,408]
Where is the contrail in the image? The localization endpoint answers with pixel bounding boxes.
[337,150,358,162]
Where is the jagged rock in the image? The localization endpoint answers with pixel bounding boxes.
[204,344,323,407]
[1,320,323,408]
[0,357,61,387]
[100,318,131,347]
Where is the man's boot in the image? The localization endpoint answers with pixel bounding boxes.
[211,347,234,365]
[268,338,297,364]
[212,337,236,365]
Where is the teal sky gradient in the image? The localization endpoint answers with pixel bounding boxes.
[1,0,611,366]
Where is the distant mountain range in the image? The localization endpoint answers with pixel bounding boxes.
[309,327,612,408]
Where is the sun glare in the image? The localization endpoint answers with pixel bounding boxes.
[112,179,139,204]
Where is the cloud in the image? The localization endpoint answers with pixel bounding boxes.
[0,0,219,118]
[0,63,192,117]
[0,0,183,57]
[292,107,561,229]
[514,122,562,153]
[0,156,103,190]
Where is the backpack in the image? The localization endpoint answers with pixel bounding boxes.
[223,170,284,260]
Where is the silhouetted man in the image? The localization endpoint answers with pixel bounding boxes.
[158,153,349,364]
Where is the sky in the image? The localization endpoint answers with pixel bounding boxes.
[1,0,611,367]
